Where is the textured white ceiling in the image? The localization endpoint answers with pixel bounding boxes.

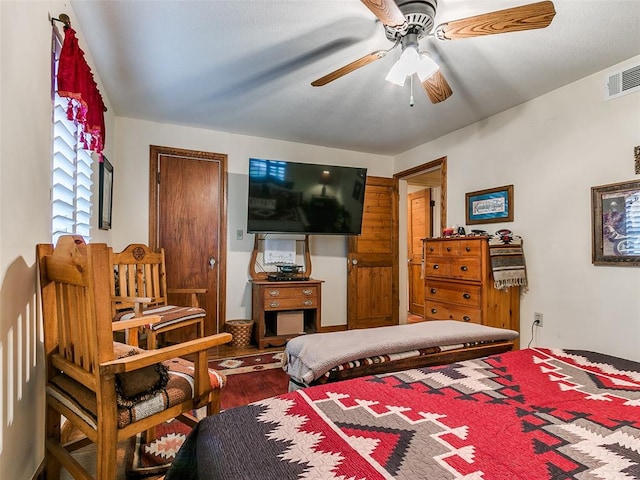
[69,0,640,155]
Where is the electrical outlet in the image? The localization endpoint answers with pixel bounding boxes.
[236,229,243,240]
[534,312,543,327]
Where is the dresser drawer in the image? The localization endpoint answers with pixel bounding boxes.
[425,281,481,308]
[263,286,318,300]
[424,301,481,324]
[424,241,443,256]
[448,257,481,281]
[263,296,318,310]
[458,240,483,256]
[425,257,451,278]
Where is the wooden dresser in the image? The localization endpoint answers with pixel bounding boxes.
[251,279,322,349]
[423,237,520,346]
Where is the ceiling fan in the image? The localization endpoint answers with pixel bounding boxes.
[311,0,556,104]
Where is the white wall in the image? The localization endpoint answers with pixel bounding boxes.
[395,56,640,361]
[112,119,393,328]
[1,2,638,478]
[0,2,115,478]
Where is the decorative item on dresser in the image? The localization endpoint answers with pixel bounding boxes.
[251,279,323,349]
[423,236,520,348]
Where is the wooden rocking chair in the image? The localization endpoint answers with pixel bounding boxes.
[109,243,207,349]
[37,235,231,479]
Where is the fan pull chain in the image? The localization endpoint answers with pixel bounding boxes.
[409,74,415,107]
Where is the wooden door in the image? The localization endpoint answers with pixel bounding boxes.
[149,145,227,337]
[407,189,431,316]
[347,176,398,329]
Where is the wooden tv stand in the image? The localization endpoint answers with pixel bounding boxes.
[251,279,322,349]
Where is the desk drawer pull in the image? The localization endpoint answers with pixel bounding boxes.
[430,288,437,294]
[463,293,471,299]
[465,246,471,252]
[463,316,471,322]
[302,289,313,296]
[268,290,280,297]
[431,308,438,314]
[460,265,468,272]
[269,302,280,308]
[433,264,440,270]
[303,300,313,306]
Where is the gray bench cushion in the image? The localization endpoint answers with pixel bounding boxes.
[283,321,519,384]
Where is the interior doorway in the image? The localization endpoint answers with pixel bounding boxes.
[148,145,228,338]
[394,157,447,324]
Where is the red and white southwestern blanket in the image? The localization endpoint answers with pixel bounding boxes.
[167,348,640,480]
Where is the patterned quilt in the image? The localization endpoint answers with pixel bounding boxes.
[166,348,640,480]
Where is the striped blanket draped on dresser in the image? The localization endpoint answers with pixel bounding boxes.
[488,236,528,290]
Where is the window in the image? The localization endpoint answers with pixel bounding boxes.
[51,30,93,243]
[249,158,286,182]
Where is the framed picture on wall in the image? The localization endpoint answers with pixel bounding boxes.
[591,179,640,266]
[465,185,514,225]
[99,157,113,230]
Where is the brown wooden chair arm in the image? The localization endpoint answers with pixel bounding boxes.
[101,333,232,374]
[167,288,207,294]
[167,288,207,307]
[111,315,165,331]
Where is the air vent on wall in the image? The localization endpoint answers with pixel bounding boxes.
[604,63,640,101]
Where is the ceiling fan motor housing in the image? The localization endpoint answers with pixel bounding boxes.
[385,0,437,42]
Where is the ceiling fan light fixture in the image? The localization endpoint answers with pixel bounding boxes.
[385,45,419,86]
[416,53,439,82]
[385,45,439,86]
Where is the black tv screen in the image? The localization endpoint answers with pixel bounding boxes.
[247,158,367,235]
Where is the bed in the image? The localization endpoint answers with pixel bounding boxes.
[283,321,520,390]
[166,347,640,479]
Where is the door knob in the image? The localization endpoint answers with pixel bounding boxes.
[208,256,216,269]
[351,259,358,265]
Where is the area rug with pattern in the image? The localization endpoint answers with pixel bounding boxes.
[208,351,285,375]
[124,351,286,478]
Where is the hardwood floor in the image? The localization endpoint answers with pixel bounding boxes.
[206,342,282,360]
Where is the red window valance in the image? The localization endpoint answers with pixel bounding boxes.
[57,25,106,156]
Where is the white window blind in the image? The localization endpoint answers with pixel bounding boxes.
[51,31,93,243]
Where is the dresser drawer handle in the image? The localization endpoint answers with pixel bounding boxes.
[430,288,437,294]
[446,247,451,252]
[463,293,471,299]
[463,316,471,322]
[302,300,313,306]
[433,264,440,270]
[431,308,437,314]
[465,246,471,252]
[268,290,280,296]
[460,265,468,272]
[269,302,280,308]
[302,289,313,295]
[429,247,434,252]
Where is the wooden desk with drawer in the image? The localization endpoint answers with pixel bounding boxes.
[251,279,322,349]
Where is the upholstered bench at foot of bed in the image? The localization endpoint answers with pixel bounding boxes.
[283,321,519,391]
[287,340,515,390]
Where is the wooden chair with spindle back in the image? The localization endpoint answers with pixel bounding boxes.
[109,243,207,349]
[37,235,231,479]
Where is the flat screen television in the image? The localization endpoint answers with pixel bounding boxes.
[247,158,367,235]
